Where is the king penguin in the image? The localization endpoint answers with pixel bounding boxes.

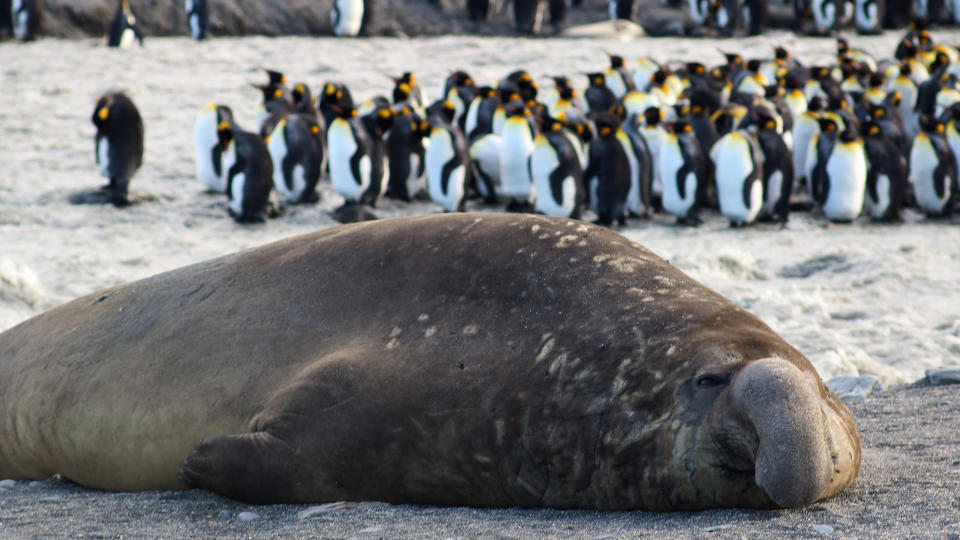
[184,0,209,40]
[499,105,537,211]
[810,120,867,222]
[709,127,764,227]
[331,0,364,36]
[266,114,324,204]
[751,107,794,223]
[90,91,144,207]
[583,111,631,226]
[11,0,40,41]
[217,121,276,223]
[327,105,394,220]
[853,0,883,35]
[386,105,428,201]
[106,0,143,48]
[659,121,708,225]
[193,102,234,193]
[909,115,957,217]
[425,103,472,213]
[862,118,907,222]
[531,116,585,219]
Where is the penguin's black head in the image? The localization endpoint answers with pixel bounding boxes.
[586,72,606,87]
[868,72,885,89]
[918,114,944,134]
[448,70,474,88]
[393,82,412,104]
[643,106,662,126]
[372,107,395,134]
[504,104,529,120]
[216,121,234,150]
[476,86,497,100]
[709,65,729,83]
[917,30,933,48]
[836,37,849,56]
[808,96,825,113]
[751,108,778,132]
[589,110,620,137]
[863,119,882,137]
[608,54,625,69]
[263,68,286,86]
[827,95,848,112]
[292,83,311,107]
[838,129,859,143]
[774,46,790,61]
[722,52,742,66]
[685,62,707,77]
[817,117,839,133]
[745,59,763,74]
[671,121,694,136]
[92,95,113,129]
[810,66,831,80]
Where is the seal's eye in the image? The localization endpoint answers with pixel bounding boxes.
[696,374,729,388]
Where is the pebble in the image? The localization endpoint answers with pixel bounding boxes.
[925,367,960,386]
[701,524,733,532]
[237,511,258,522]
[218,510,231,519]
[812,524,834,534]
[298,501,355,519]
[827,375,881,398]
[0,479,17,488]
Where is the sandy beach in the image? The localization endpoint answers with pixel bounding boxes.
[1,28,959,537]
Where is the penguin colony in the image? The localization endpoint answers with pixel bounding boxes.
[177,23,960,225]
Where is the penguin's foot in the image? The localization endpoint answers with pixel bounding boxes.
[676,216,701,227]
[505,200,534,213]
[295,191,320,205]
[267,202,285,219]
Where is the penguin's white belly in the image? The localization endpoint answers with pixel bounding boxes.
[470,134,501,195]
[14,6,28,40]
[499,130,534,201]
[407,153,423,198]
[332,0,364,36]
[763,170,784,214]
[659,143,696,217]
[328,123,369,201]
[711,134,761,223]
[97,137,111,178]
[866,174,891,218]
[823,144,867,220]
[193,113,224,192]
[910,140,950,213]
[640,128,664,196]
[119,27,137,49]
[813,0,836,30]
[531,141,575,217]
[688,0,708,24]
[855,0,877,28]
[464,100,481,137]
[229,172,246,216]
[793,119,819,184]
[617,132,643,214]
[426,129,464,212]
[267,123,299,199]
[189,15,202,38]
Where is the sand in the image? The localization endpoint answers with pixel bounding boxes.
[1,29,959,538]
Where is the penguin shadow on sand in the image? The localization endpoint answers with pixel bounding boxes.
[70,90,155,208]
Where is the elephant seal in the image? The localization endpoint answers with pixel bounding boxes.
[0,213,860,510]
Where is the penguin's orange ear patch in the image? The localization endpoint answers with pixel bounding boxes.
[217,121,231,131]
[310,125,320,135]
[97,107,109,120]
[273,89,284,99]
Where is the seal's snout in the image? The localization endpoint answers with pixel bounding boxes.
[732,358,834,508]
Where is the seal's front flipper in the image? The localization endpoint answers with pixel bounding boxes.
[178,431,296,504]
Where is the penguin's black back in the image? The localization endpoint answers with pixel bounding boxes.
[229,131,274,222]
[584,129,631,226]
[864,130,907,221]
[92,92,144,195]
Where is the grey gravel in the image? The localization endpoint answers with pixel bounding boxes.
[0,385,957,538]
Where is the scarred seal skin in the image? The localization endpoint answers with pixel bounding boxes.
[0,213,860,510]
